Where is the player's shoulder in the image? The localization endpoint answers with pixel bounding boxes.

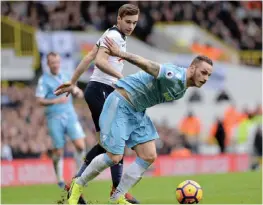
[38,73,48,83]
[160,63,187,81]
[104,26,126,41]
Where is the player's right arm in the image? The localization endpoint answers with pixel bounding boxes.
[54,45,98,96]
[104,37,160,78]
[36,76,68,106]
[71,45,98,84]
[94,47,123,79]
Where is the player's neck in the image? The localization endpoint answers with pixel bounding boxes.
[116,24,125,36]
[50,71,59,76]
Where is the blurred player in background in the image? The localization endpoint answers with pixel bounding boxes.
[67,37,213,204]
[35,52,86,190]
[55,4,140,204]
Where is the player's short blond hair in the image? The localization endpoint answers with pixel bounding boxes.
[118,4,140,18]
[191,55,213,66]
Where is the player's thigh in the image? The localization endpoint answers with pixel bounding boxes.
[85,82,115,135]
[66,117,85,149]
[99,93,127,156]
[47,117,66,149]
[128,115,159,163]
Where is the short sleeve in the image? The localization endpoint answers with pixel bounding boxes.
[157,63,185,84]
[98,31,122,49]
[35,76,48,98]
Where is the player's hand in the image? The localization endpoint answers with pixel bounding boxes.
[104,37,120,57]
[54,82,74,97]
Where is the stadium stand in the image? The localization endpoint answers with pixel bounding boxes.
[2,1,261,50]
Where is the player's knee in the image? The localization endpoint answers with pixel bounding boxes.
[140,152,157,164]
[107,153,123,164]
[73,138,86,151]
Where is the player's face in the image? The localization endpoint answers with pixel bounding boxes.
[193,61,213,88]
[48,55,60,75]
[118,14,139,36]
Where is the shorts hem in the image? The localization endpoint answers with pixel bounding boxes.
[128,135,159,149]
[100,144,124,155]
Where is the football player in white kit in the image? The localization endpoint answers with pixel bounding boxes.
[55,4,140,204]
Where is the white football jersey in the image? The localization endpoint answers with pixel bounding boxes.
[90,26,127,86]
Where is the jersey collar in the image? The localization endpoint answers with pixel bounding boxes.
[110,25,126,40]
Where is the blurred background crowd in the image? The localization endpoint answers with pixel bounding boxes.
[1,1,262,171]
[1,1,262,49]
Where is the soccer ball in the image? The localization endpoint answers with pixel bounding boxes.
[176,180,203,204]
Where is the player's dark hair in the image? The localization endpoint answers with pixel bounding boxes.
[191,55,213,66]
[118,4,140,18]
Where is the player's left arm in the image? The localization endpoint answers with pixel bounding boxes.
[104,37,160,78]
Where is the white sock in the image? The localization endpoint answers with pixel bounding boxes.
[74,149,85,171]
[76,153,114,186]
[52,155,64,182]
[111,157,151,200]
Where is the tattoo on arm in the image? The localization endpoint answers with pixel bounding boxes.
[119,51,160,78]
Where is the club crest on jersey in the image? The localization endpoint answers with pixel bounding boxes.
[166,71,174,79]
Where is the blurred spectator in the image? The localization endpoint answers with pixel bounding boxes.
[178,111,201,153]
[214,118,227,153]
[208,117,228,153]
[216,90,231,103]
[232,110,262,154]
[188,90,202,103]
[191,43,224,61]
[1,138,13,161]
[251,125,262,170]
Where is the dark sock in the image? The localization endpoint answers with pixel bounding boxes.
[75,144,106,177]
[110,158,124,188]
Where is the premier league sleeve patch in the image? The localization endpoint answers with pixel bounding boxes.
[166,71,174,79]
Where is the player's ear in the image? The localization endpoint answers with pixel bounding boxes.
[189,65,195,76]
[117,16,121,23]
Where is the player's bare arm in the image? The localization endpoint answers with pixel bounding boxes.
[95,47,123,79]
[54,45,98,96]
[119,52,160,78]
[37,96,68,106]
[104,37,160,78]
[71,45,98,84]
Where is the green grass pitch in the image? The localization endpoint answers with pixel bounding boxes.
[1,171,262,204]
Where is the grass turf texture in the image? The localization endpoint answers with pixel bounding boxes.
[1,171,262,204]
